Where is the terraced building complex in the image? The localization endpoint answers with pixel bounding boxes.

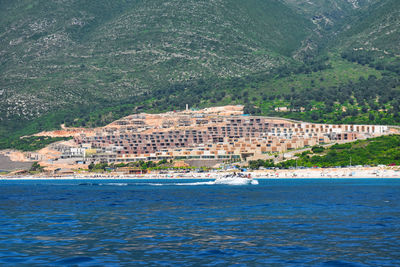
[59,106,391,164]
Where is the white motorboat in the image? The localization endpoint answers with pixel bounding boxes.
[214,173,258,185]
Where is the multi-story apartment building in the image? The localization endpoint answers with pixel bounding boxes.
[67,106,389,164]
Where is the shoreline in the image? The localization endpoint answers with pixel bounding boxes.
[1,167,399,180]
[1,177,399,181]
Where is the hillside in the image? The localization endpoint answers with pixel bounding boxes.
[0,0,312,121]
[337,0,400,77]
[1,0,400,150]
[338,0,400,56]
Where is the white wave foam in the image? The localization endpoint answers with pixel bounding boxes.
[92,180,258,187]
[142,180,257,186]
[174,181,215,186]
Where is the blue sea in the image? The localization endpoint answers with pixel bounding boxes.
[0,178,399,266]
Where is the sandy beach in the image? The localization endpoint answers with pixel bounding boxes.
[1,166,399,180]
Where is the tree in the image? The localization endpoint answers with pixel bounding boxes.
[312,146,325,153]
[30,162,43,172]
[88,163,95,170]
[369,113,375,122]
[311,112,320,121]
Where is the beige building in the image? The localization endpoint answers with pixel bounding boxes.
[63,106,390,164]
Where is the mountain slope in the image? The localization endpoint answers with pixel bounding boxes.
[1,0,400,150]
[0,0,312,121]
[338,0,400,55]
[281,0,377,56]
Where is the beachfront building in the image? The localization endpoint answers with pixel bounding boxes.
[64,106,389,164]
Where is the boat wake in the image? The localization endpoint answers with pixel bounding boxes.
[76,179,258,187]
[141,180,258,186]
[174,181,216,186]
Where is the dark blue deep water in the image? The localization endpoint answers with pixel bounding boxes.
[0,178,400,266]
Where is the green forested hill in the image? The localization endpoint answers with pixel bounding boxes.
[338,0,400,55]
[1,0,400,149]
[0,0,311,121]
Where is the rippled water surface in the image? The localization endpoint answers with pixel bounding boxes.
[1,178,400,266]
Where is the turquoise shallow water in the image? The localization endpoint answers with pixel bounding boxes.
[0,178,399,266]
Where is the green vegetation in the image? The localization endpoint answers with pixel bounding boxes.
[338,0,400,57]
[30,162,44,172]
[0,136,72,152]
[262,70,400,125]
[87,160,205,172]
[0,0,311,121]
[249,135,400,169]
[1,0,400,150]
[88,161,163,172]
[311,146,325,154]
[2,52,399,152]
